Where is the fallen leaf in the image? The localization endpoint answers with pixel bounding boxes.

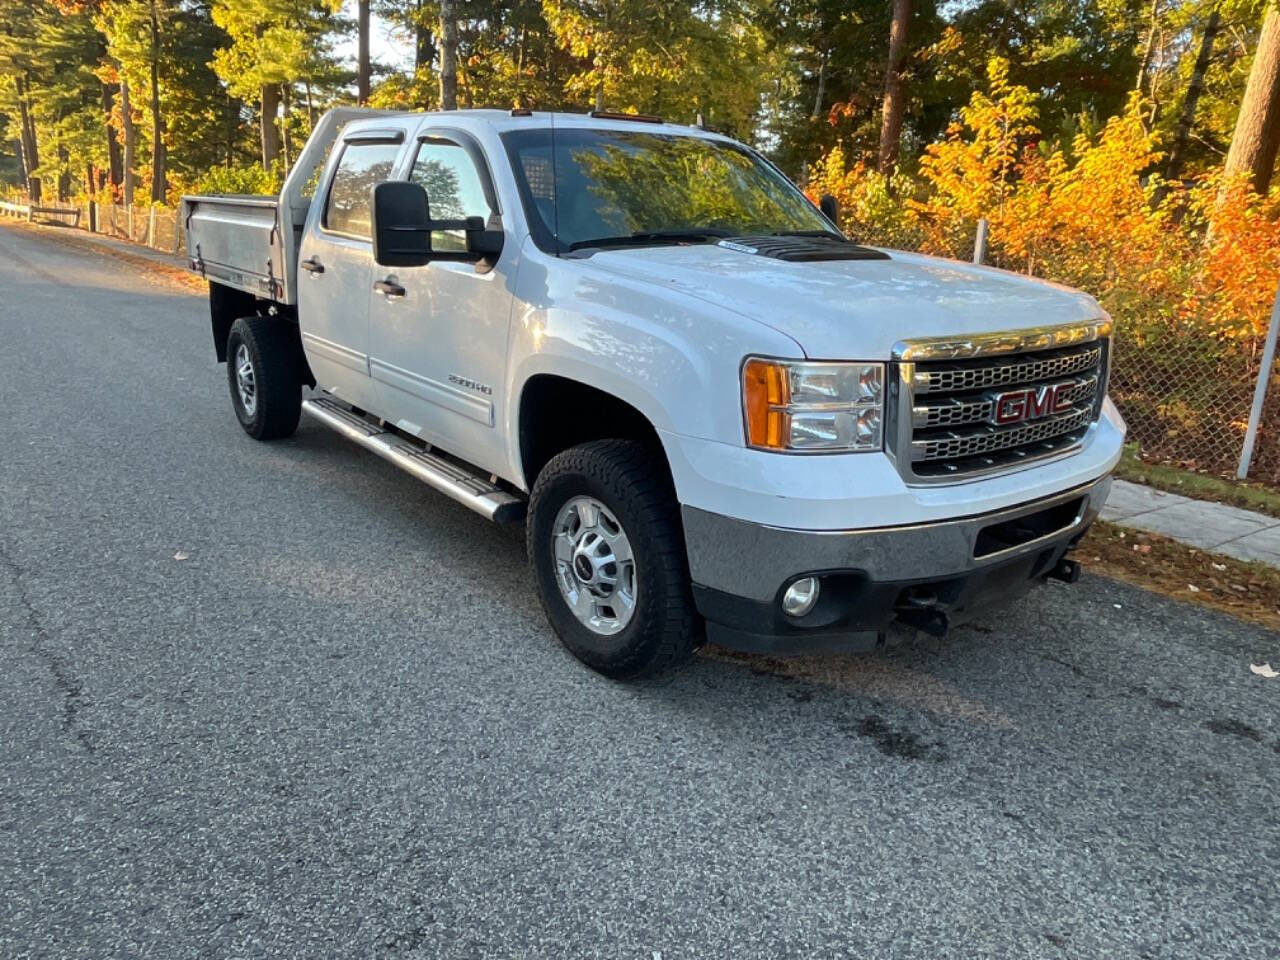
[173,551,189,561]
[1250,663,1278,678]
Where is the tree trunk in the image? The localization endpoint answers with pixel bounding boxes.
[122,74,137,207]
[357,0,371,103]
[16,73,41,203]
[439,0,458,110]
[86,160,97,231]
[812,49,828,120]
[149,0,166,204]
[13,138,26,194]
[1159,3,1220,194]
[1135,0,1161,94]
[261,83,281,170]
[100,81,124,194]
[224,94,238,168]
[281,84,293,169]
[878,0,912,173]
[415,12,435,73]
[1224,5,1280,195]
[57,142,71,202]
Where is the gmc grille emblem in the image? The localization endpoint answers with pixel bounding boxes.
[990,381,1075,425]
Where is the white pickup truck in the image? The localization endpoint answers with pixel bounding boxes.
[183,107,1125,678]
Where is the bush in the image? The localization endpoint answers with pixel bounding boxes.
[191,163,283,197]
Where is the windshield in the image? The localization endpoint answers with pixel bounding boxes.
[501,127,837,254]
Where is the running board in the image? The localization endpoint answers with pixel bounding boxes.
[301,397,526,524]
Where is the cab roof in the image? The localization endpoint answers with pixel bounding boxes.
[340,108,737,144]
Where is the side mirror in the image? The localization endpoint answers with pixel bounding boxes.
[372,181,432,268]
[371,180,504,267]
[819,193,840,226]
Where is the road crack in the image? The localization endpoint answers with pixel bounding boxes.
[0,540,95,753]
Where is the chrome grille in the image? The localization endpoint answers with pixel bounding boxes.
[914,407,1093,462]
[914,375,1098,430]
[892,335,1108,482]
[914,345,1101,395]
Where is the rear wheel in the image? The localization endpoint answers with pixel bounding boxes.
[226,315,301,441]
[527,439,698,679]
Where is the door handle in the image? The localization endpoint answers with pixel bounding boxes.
[374,278,406,298]
[300,256,324,275]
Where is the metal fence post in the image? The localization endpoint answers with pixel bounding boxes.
[1237,278,1280,480]
[973,218,989,265]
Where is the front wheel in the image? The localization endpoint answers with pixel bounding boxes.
[527,440,699,679]
[226,315,301,441]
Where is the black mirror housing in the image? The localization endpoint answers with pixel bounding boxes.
[819,193,840,227]
[371,180,503,268]
[372,181,432,268]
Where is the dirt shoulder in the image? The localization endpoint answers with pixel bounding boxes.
[0,218,204,294]
[1082,521,1280,632]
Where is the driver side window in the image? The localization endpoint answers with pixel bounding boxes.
[409,138,492,251]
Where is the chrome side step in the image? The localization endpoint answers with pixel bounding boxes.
[301,397,526,523]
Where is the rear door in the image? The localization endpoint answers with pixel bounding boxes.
[367,129,515,475]
[297,130,405,412]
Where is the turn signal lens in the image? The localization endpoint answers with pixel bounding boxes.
[743,358,790,449]
[742,358,885,453]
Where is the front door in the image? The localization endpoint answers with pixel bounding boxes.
[297,138,403,412]
[367,132,514,475]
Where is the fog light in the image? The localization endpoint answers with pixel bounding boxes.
[781,577,820,617]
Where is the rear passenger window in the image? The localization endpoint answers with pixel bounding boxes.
[323,142,401,239]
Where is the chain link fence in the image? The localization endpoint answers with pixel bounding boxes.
[1108,322,1280,483]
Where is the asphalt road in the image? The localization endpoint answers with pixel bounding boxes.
[1,221,1278,960]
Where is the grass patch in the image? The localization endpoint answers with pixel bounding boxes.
[1082,521,1280,631]
[1114,443,1280,520]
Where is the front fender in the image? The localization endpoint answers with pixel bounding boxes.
[503,248,803,485]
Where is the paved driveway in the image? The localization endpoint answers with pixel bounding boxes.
[1,223,1277,959]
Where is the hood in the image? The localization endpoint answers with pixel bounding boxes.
[583,242,1102,359]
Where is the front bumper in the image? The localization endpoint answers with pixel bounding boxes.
[684,473,1111,653]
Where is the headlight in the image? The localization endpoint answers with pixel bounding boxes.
[742,358,885,452]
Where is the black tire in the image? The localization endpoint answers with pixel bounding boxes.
[527,439,699,679]
[226,315,301,441]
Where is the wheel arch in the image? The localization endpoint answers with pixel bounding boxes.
[516,373,674,492]
[208,282,314,388]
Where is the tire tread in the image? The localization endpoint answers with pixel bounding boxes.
[527,439,697,678]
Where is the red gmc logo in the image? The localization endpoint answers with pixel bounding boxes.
[991,382,1075,425]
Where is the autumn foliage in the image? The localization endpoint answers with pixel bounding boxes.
[808,58,1280,343]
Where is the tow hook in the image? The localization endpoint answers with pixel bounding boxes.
[1047,558,1081,584]
[895,588,950,637]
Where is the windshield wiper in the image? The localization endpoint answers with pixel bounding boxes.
[566,228,733,252]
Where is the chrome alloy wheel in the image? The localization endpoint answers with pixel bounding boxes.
[551,496,637,636]
[234,343,257,417]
